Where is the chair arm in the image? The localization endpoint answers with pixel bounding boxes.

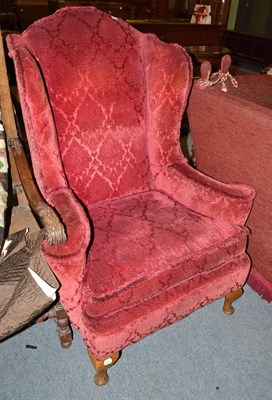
[154,162,256,225]
[8,137,66,245]
[9,137,90,258]
[41,187,90,329]
[43,187,90,259]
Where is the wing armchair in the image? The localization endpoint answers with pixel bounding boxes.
[7,7,255,386]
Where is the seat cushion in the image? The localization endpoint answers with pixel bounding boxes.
[83,253,250,358]
[83,190,248,317]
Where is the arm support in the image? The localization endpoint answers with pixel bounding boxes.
[154,162,255,225]
[43,186,90,259]
[8,137,66,245]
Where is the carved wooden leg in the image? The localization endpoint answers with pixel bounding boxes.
[223,288,244,315]
[53,302,73,348]
[87,348,120,386]
[36,302,72,348]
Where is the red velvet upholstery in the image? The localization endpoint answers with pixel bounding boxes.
[187,75,272,302]
[7,7,254,361]
[85,191,248,318]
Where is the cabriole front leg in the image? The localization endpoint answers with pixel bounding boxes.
[223,288,244,315]
[87,349,120,386]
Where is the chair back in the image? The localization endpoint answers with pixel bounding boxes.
[8,7,192,205]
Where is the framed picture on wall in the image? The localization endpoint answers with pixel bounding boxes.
[190,5,211,24]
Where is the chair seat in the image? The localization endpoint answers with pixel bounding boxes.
[83,190,248,317]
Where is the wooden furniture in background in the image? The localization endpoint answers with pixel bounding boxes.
[185,45,230,75]
[12,0,231,47]
[129,20,223,45]
[16,0,49,29]
[0,0,20,29]
[222,0,272,70]
[223,30,272,69]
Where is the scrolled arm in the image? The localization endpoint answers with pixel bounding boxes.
[38,204,66,245]
[8,137,66,245]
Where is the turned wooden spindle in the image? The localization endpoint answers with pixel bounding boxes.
[36,302,72,348]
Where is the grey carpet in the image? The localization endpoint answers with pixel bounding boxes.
[1,284,271,400]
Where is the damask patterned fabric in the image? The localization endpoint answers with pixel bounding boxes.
[7,8,191,205]
[82,253,250,358]
[84,190,248,318]
[7,7,255,359]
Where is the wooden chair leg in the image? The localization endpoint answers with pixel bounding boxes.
[36,301,72,349]
[87,348,120,386]
[223,288,244,315]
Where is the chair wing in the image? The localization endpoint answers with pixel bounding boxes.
[7,6,255,386]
